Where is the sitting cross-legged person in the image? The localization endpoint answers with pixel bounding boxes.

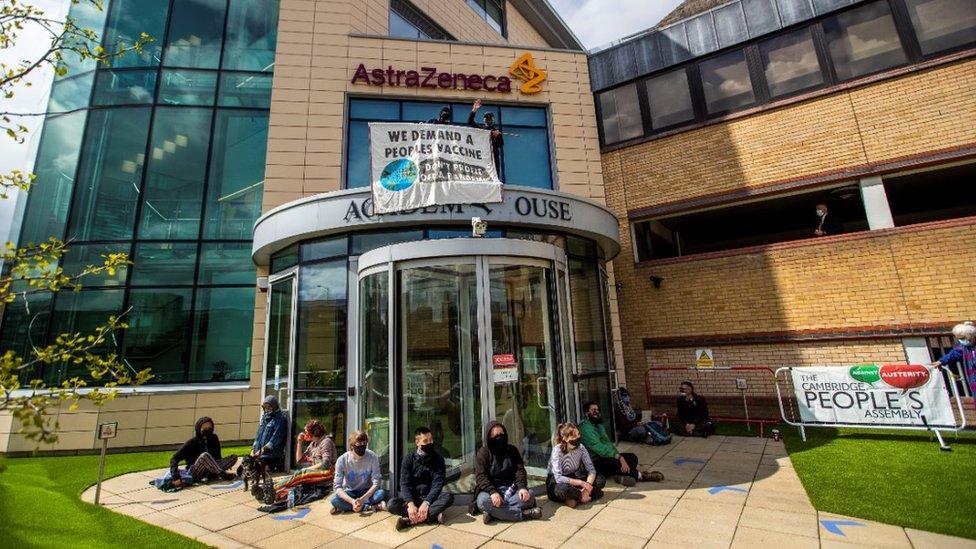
[471,421,542,524]
[546,423,604,508]
[330,430,386,514]
[579,401,664,487]
[169,416,238,486]
[389,426,455,531]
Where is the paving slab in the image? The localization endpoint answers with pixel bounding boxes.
[347,514,436,547]
[253,523,343,549]
[398,526,490,549]
[905,528,976,549]
[818,512,913,548]
[219,515,302,546]
[587,505,664,539]
[731,525,820,549]
[738,505,818,538]
[562,526,649,548]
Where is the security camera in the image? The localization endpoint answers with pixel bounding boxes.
[472,217,488,237]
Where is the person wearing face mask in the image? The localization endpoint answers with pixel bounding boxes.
[468,99,504,176]
[389,426,454,531]
[471,421,542,523]
[169,416,238,485]
[932,321,976,397]
[330,430,386,514]
[579,402,664,487]
[673,381,715,437]
[251,395,288,472]
[546,423,604,508]
[814,202,843,237]
[427,106,454,125]
[613,387,671,446]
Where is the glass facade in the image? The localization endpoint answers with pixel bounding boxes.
[2,0,279,385]
[346,99,553,190]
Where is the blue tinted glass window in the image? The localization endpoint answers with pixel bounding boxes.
[158,70,217,106]
[223,0,280,72]
[139,107,213,239]
[49,72,95,113]
[190,287,254,382]
[402,102,446,122]
[390,10,422,39]
[302,237,348,262]
[92,69,157,105]
[164,0,227,69]
[503,127,551,189]
[124,288,192,383]
[218,73,272,108]
[45,290,125,385]
[350,230,424,255]
[198,243,257,285]
[131,242,198,286]
[500,107,546,127]
[103,0,169,68]
[347,121,370,189]
[68,107,153,241]
[454,103,499,124]
[60,243,129,287]
[204,110,269,239]
[350,100,399,120]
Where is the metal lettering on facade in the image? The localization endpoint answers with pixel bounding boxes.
[341,196,572,223]
[350,53,547,94]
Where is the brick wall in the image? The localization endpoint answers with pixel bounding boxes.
[606,58,976,408]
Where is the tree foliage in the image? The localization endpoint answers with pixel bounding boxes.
[1,0,154,446]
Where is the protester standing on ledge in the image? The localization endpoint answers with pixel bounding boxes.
[427,105,453,125]
[469,99,504,176]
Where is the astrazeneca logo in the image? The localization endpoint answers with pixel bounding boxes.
[351,52,547,94]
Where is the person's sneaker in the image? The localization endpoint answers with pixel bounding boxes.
[522,507,543,520]
[395,517,410,531]
[639,470,665,482]
[617,475,637,487]
[564,498,577,509]
[435,512,446,524]
[376,500,386,512]
[482,512,493,525]
[467,501,481,516]
[330,506,342,515]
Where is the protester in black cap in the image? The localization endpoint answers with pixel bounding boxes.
[469,99,504,175]
[427,106,453,124]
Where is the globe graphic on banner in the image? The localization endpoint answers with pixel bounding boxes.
[380,158,418,192]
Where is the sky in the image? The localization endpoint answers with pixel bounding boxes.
[549,0,685,50]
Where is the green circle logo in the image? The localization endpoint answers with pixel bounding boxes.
[380,159,417,192]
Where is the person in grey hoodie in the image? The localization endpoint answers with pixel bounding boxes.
[330,429,386,514]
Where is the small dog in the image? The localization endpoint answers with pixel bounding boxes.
[238,455,276,504]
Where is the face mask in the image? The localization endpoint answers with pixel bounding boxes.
[588,413,601,424]
[352,444,367,457]
[487,434,507,451]
[200,428,213,437]
[816,209,826,217]
[566,438,580,450]
[419,443,434,455]
[960,339,971,347]
[440,111,450,121]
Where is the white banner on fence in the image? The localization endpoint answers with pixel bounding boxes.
[369,122,502,214]
[790,364,956,428]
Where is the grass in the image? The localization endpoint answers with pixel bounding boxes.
[0,446,248,549]
[713,420,976,540]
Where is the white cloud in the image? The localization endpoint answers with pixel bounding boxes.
[549,0,686,50]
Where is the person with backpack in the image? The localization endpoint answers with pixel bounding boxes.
[613,387,671,446]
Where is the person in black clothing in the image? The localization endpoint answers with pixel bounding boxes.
[389,426,455,531]
[814,203,844,237]
[673,381,715,437]
[169,416,238,484]
[468,99,504,176]
[470,421,542,524]
[427,106,453,124]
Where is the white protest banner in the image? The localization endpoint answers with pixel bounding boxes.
[790,364,956,428]
[369,122,502,214]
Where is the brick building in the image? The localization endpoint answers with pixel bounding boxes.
[592,0,976,418]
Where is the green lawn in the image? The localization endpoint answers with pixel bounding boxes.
[719,421,976,540]
[0,446,247,548]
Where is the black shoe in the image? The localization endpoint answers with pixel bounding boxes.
[219,472,236,481]
[522,507,543,520]
[395,517,410,531]
[482,512,493,525]
[617,475,637,487]
[468,501,481,516]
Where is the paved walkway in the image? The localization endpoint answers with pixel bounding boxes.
[82,436,975,548]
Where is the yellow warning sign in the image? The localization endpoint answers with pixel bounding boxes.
[695,348,714,368]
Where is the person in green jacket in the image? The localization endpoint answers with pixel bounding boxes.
[578,401,664,487]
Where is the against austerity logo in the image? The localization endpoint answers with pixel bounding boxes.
[848,364,931,389]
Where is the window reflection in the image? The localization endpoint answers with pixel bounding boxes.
[598,84,644,144]
[646,68,695,129]
[204,110,269,239]
[760,27,824,97]
[297,259,348,391]
[164,0,227,69]
[223,0,279,72]
[823,1,907,80]
[700,49,755,114]
[125,289,192,383]
[190,287,254,382]
[904,0,976,55]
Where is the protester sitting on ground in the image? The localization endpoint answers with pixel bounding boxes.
[932,321,976,396]
[546,423,604,508]
[673,381,716,437]
[294,419,337,470]
[814,202,844,237]
[330,430,386,514]
[613,387,671,446]
[169,416,238,486]
[427,106,453,125]
[251,395,288,472]
[471,421,542,523]
[390,426,455,531]
[579,401,664,487]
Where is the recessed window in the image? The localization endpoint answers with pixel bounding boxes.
[598,84,644,145]
[699,49,756,114]
[823,0,907,81]
[633,186,868,260]
[390,0,454,41]
[645,68,695,129]
[903,0,976,55]
[884,162,976,227]
[467,0,505,35]
[760,27,824,98]
[91,69,157,105]
[163,0,227,69]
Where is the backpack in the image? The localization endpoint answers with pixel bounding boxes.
[645,421,672,446]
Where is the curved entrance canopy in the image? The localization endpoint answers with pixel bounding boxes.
[251,186,621,265]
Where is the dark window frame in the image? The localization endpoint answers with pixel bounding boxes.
[465,0,507,38]
[595,0,976,148]
[390,0,456,41]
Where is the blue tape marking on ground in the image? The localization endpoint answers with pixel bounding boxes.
[272,508,311,521]
[708,485,748,495]
[674,457,707,465]
[210,480,244,490]
[820,519,865,537]
[433,545,444,549]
